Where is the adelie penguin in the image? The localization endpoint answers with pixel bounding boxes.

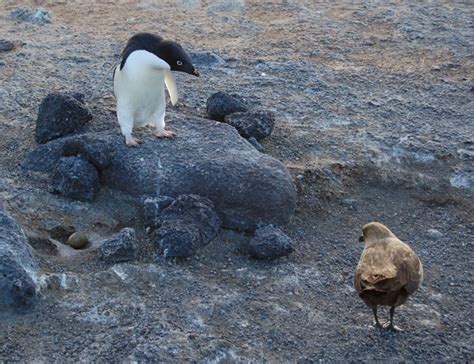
[354,222,423,331]
[114,33,199,147]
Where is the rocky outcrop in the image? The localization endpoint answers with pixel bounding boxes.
[24,114,296,231]
[0,207,39,307]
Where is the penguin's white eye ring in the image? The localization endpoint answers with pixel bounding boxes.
[176,60,183,66]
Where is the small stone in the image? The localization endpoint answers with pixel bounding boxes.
[224,110,275,140]
[157,195,221,258]
[427,229,444,240]
[50,156,100,202]
[67,231,89,249]
[190,50,225,67]
[246,225,294,260]
[0,40,15,53]
[143,196,174,228]
[9,6,51,25]
[247,137,264,152]
[206,92,248,122]
[98,228,137,263]
[35,92,93,144]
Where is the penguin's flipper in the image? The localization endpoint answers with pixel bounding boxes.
[164,70,179,106]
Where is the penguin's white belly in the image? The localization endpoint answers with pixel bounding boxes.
[114,69,165,126]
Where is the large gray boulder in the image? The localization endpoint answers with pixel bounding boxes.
[23,114,296,231]
[0,207,39,307]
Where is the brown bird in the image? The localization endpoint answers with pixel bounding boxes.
[354,222,423,331]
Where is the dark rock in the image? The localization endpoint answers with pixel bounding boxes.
[24,115,297,231]
[224,110,275,140]
[98,228,137,263]
[8,6,51,24]
[248,137,264,152]
[206,92,248,122]
[50,157,100,201]
[0,40,15,53]
[246,225,294,260]
[61,135,114,171]
[35,92,93,144]
[143,196,174,228]
[22,138,66,173]
[157,195,221,258]
[190,50,225,67]
[0,208,39,307]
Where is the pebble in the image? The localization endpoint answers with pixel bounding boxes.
[0,40,15,53]
[427,229,444,240]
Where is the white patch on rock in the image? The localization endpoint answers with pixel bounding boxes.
[449,171,472,189]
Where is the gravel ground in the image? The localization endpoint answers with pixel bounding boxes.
[0,1,473,362]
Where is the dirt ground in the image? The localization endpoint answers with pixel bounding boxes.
[0,1,473,362]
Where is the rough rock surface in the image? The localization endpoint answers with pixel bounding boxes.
[224,110,275,140]
[245,225,294,260]
[35,93,93,144]
[50,156,100,202]
[25,115,297,231]
[98,228,137,263]
[0,207,39,307]
[206,91,248,121]
[143,196,174,228]
[157,195,221,258]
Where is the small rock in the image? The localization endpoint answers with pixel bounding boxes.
[0,40,15,53]
[247,137,264,152]
[67,231,89,249]
[50,157,100,202]
[157,195,221,258]
[246,225,294,260]
[224,110,275,140]
[0,208,39,307]
[143,196,174,228]
[207,0,245,13]
[98,228,137,263]
[8,6,51,24]
[206,92,248,122]
[190,50,225,67]
[35,92,93,144]
[427,229,444,240]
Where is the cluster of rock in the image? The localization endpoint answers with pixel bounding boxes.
[3,90,297,307]
[206,91,275,151]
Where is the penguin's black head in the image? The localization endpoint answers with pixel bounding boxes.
[120,33,199,76]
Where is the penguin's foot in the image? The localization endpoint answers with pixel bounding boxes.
[125,136,143,147]
[154,129,176,138]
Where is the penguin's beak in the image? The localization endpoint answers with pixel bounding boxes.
[192,68,200,77]
[358,235,365,243]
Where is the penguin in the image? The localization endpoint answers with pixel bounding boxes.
[113,33,199,147]
[354,222,423,331]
